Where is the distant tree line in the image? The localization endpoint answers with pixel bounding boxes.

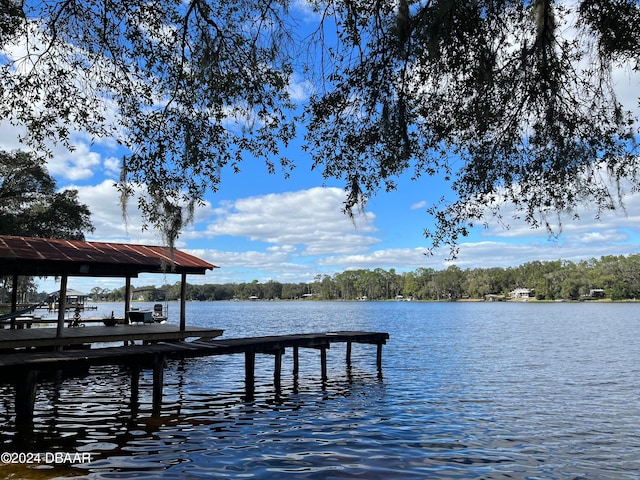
[82,255,640,303]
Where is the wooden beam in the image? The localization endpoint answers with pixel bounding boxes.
[10,274,18,329]
[273,349,282,392]
[292,345,299,375]
[152,354,165,417]
[180,273,187,332]
[320,346,327,381]
[346,341,352,365]
[14,369,38,426]
[0,331,390,424]
[124,276,132,324]
[244,351,255,401]
[56,275,68,338]
[0,325,224,350]
[130,365,140,418]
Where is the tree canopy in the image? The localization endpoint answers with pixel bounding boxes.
[1,0,639,251]
[0,149,94,239]
[0,149,94,303]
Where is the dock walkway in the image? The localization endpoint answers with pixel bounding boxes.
[0,330,389,421]
[0,324,224,350]
[0,331,388,370]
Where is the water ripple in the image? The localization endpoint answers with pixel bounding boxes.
[2,302,640,478]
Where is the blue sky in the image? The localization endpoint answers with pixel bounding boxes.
[5,110,640,296]
[2,6,640,295]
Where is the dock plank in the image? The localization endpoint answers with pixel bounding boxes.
[0,324,224,349]
[0,331,389,372]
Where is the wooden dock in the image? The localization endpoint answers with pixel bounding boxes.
[0,324,224,350]
[0,330,389,422]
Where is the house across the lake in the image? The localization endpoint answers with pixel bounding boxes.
[509,288,533,299]
[47,288,90,311]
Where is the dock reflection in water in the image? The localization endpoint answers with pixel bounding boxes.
[2,300,640,479]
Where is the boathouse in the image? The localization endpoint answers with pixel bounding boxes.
[0,234,218,333]
[46,288,90,311]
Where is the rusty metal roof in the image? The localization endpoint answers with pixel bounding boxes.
[0,235,218,277]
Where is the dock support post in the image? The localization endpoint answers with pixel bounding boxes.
[320,346,327,381]
[10,274,18,329]
[346,341,352,365]
[152,354,165,417]
[56,275,68,339]
[245,351,255,401]
[376,343,383,370]
[124,276,132,325]
[292,345,299,376]
[15,369,38,426]
[273,349,282,392]
[179,273,187,333]
[130,365,140,417]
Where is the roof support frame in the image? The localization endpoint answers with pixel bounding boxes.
[0,235,218,333]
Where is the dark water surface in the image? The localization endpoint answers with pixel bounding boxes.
[1,301,639,479]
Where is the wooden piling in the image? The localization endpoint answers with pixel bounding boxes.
[130,365,140,417]
[245,351,256,400]
[0,331,389,417]
[273,349,282,391]
[14,369,38,425]
[292,345,299,375]
[320,346,327,381]
[152,354,165,417]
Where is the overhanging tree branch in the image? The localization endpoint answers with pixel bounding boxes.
[0,0,639,255]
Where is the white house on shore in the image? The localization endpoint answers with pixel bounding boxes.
[509,288,533,299]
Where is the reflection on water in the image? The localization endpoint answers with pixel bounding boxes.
[2,301,640,478]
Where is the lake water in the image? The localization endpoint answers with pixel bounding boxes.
[1,301,639,479]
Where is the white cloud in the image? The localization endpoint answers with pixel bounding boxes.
[317,235,640,277]
[62,184,385,283]
[480,188,640,242]
[288,73,314,102]
[48,141,102,181]
[319,247,438,270]
[203,187,379,255]
[72,180,164,245]
[453,239,640,270]
[410,200,427,210]
[103,156,121,177]
[291,0,324,22]
[191,248,293,269]
[612,64,640,118]
[184,247,322,284]
[565,230,629,244]
[0,115,118,185]
[0,121,25,151]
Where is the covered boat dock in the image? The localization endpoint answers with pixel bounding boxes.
[0,234,220,339]
[0,235,389,423]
